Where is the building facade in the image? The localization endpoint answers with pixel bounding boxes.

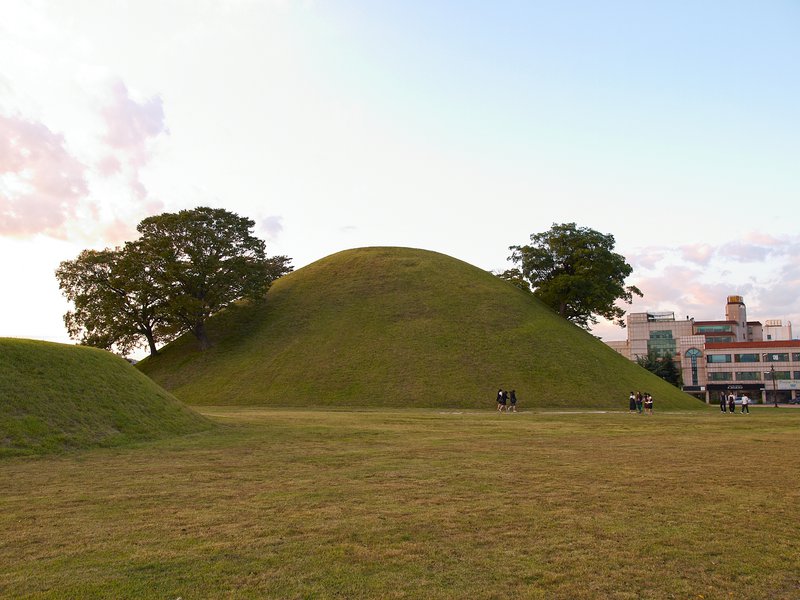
[607,296,798,403]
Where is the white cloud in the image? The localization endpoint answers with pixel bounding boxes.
[258,215,284,238]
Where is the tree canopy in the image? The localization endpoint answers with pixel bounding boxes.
[495,268,532,294]
[636,350,683,388]
[56,247,176,356]
[57,207,292,355]
[508,222,642,329]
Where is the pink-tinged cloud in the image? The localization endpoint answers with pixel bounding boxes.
[633,266,702,310]
[629,266,755,321]
[714,231,800,263]
[97,79,167,208]
[144,198,165,214]
[718,241,772,263]
[681,243,715,266]
[100,199,164,245]
[129,177,147,200]
[102,218,138,244]
[102,80,166,166]
[0,114,89,238]
[96,154,121,176]
[749,261,800,317]
[743,231,779,246]
[598,235,800,340]
[628,247,667,270]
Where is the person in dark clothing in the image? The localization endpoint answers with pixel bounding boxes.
[509,390,517,412]
[636,392,643,414]
[728,393,736,414]
[720,392,727,413]
[629,392,637,413]
[496,389,505,412]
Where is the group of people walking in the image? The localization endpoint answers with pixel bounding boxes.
[719,392,750,414]
[496,389,518,412]
[497,388,754,414]
[628,391,654,414]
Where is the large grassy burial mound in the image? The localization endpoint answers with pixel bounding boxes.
[0,339,212,456]
[139,247,701,410]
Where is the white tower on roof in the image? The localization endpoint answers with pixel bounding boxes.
[725,295,747,342]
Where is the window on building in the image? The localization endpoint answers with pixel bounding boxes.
[685,348,702,386]
[792,353,800,362]
[765,370,791,380]
[707,354,732,363]
[763,353,790,362]
[696,325,733,333]
[735,354,760,363]
[794,371,800,380]
[648,330,676,356]
[708,372,733,381]
[707,336,735,343]
[735,371,761,381]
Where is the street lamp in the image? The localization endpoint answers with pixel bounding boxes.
[770,364,778,408]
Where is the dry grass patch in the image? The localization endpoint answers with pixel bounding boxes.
[1,408,799,598]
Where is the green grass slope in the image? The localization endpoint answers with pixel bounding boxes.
[0,339,212,457]
[139,247,702,410]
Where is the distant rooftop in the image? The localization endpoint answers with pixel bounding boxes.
[646,312,675,322]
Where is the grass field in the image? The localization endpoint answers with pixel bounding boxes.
[2,406,799,599]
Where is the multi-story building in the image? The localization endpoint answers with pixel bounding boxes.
[607,296,798,403]
[704,341,800,404]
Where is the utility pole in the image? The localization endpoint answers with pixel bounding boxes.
[771,364,778,408]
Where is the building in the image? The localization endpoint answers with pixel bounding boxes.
[704,341,800,404]
[764,319,793,341]
[607,296,798,403]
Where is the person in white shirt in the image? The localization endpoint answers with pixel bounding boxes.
[741,393,750,414]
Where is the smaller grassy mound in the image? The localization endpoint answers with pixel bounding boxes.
[0,338,212,457]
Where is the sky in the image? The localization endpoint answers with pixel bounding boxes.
[1,0,799,355]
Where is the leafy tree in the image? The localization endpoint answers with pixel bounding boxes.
[57,207,292,355]
[56,246,176,356]
[508,222,642,329]
[495,268,532,293]
[135,206,292,350]
[636,350,683,387]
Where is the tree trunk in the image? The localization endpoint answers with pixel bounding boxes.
[193,321,211,351]
[145,333,159,357]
